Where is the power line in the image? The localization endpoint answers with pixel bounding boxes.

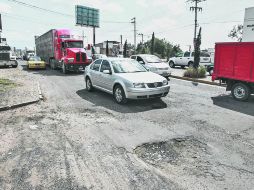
[7,0,130,24]
[7,0,73,17]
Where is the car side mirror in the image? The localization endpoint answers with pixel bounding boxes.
[103,70,111,74]
[139,61,144,64]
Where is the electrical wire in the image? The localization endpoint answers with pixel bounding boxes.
[6,0,130,24]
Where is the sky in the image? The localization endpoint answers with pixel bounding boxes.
[0,0,253,51]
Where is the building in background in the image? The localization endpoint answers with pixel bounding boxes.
[95,41,120,56]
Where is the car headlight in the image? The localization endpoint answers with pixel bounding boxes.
[163,80,168,86]
[133,83,146,88]
[150,67,158,72]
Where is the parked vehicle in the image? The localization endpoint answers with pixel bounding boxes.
[212,42,254,101]
[169,51,211,68]
[0,40,18,68]
[27,56,46,69]
[130,54,171,78]
[23,50,35,61]
[35,29,90,73]
[92,54,107,60]
[84,58,170,104]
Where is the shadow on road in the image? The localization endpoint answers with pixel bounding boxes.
[20,65,84,77]
[76,89,168,113]
[211,95,254,117]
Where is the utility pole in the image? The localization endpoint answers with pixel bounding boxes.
[188,0,206,46]
[131,17,137,52]
[93,27,96,46]
[138,33,144,44]
[120,35,123,45]
[0,14,2,43]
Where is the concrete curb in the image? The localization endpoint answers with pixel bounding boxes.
[170,75,222,86]
[0,82,43,112]
[0,99,40,112]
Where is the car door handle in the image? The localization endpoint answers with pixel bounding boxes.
[180,58,182,59]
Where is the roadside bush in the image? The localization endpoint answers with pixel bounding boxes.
[183,66,206,78]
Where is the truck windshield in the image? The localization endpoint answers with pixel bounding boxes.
[66,41,83,48]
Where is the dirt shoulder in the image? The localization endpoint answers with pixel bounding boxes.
[0,68,39,108]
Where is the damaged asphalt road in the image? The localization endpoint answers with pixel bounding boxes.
[0,61,254,190]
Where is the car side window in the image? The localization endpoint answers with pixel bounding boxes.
[191,52,195,57]
[92,59,102,71]
[137,56,144,64]
[184,52,190,57]
[100,60,111,72]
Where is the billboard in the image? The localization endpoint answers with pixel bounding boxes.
[75,5,100,28]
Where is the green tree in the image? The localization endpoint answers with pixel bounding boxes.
[151,32,155,54]
[194,27,202,69]
[123,40,127,58]
[228,24,243,42]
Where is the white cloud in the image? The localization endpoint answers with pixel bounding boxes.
[151,0,186,16]
[136,0,148,8]
[142,17,177,34]
[69,0,124,13]
[0,2,12,13]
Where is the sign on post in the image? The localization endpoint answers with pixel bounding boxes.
[75,5,100,28]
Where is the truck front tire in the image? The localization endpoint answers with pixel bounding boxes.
[231,83,250,101]
[50,59,56,70]
[62,62,67,74]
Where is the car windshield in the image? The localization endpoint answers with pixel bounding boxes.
[66,41,83,48]
[111,59,147,73]
[29,56,41,61]
[143,55,161,63]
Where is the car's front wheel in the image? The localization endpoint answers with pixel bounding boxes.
[86,77,93,91]
[114,85,127,104]
[169,61,175,68]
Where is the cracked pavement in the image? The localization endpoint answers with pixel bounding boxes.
[0,61,254,190]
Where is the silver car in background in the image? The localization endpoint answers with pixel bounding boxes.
[131,54,171,78]
[84,58,170,104]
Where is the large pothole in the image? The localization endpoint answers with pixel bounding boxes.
[134,136,209,166]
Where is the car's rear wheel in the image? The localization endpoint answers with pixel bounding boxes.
[114,85,127,104]
[169,61,175,68]
[86,77,93,91]
[188,61,194,68]
[209,68,214,76]
[12,65,18,68]
[231,83,250,101]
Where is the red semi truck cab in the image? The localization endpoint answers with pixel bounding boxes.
[36,29,90,73]
[212,42,254,101]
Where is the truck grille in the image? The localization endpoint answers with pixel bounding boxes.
[0,53,10,61]
[75,52,86,62]
[76,53,80,62]
[81,52,86,62]
[147,82,163,88]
